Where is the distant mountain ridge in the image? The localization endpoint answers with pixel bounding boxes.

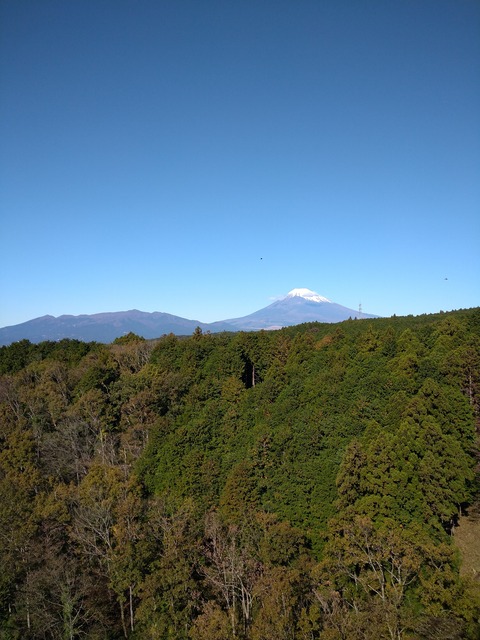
[0,289,378,346]
[0,310,236,346]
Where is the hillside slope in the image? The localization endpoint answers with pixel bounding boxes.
[0,309,478,638]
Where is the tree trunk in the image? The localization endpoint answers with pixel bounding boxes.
[120,597,128,638]
[129,584,134,632]
[26,594,31,630]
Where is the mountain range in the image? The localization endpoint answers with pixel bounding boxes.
[0,288,378,346]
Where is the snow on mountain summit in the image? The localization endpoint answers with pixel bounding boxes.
[286,288,331,303]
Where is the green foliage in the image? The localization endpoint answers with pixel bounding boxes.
[0,338,96,374]
[112,332,146,345]
[0,308,479,637]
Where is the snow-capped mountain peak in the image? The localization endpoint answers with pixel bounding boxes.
[286,288,331,303]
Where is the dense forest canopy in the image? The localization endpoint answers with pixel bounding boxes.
[0,309,479,639]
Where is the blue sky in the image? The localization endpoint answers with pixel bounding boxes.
[1,0,479,327]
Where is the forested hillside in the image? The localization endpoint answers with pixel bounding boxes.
[1,310,479,639]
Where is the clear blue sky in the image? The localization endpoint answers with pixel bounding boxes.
[1,0,479,327]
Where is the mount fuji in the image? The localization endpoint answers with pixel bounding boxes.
[214,288,378,331]
[0,289,378,346]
